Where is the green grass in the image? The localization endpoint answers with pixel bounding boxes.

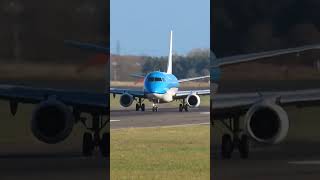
[110,95,210,110]
[111,125,210,180]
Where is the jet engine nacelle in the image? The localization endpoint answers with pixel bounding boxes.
[31,98,74,144]
[244,102,289,144]
[120,93,134,107]
[186,94,201,108]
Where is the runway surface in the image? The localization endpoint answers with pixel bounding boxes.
[211,142,320,180]
[1,77,320,179]
[0,144,109,180]
[110,106,210,129]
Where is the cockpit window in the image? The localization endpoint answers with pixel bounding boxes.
[147,77,163,82]
[147,77,154,82]
[155,77,162,81]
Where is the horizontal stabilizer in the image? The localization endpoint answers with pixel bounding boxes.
[64,40,109,54]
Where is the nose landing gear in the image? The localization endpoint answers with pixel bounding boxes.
[152,104,158,112]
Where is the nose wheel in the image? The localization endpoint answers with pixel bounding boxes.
[152,105,158,112]
[81,114,109,157]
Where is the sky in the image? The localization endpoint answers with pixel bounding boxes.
[111,0,210,56]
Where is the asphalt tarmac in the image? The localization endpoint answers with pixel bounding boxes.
[1,78,320,179]
[211,141,320,180]
[0,106,209,180]
[110,106,210,129]
[0,144,109,180]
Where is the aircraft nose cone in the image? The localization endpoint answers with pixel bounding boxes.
[146,84,166,94]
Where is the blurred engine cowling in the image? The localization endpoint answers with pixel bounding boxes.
[120,93,134,107]
[244,102,289,144]
[186,94,201,108]
[31,99,74,144]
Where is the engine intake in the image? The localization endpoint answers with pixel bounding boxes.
[31,99,74,144]
[186,94,201,108]
[244,102,289,144]
[120,93,134,107]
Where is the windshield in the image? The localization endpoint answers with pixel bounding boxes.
[147,77,164,82]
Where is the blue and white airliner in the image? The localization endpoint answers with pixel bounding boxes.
[110,31,210,112]
[0,30,318,157]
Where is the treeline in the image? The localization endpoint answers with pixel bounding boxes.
[0,0,108,63]
[214,0,320,57]
[142,49,210,79]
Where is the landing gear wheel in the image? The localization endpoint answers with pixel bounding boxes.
[221,134,233,159]
[99,133,109,157]
[82,132,94,156]
[141,104,145,111]
[136,104,140,111]
[184,105,189,112]
[179,104,183,112]
[238,134,249,159]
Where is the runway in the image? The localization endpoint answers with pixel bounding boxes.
[110,106,210,129]
[0,142,109,180]
[0,154,108,180]
[211,142,320,180]
[211,106,320,180]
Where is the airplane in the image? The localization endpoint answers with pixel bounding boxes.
[0,40,110,157]
[210,44,320,159]
[110,31,210,112]
[0,32,319,158]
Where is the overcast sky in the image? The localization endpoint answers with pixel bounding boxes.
[111,0,210,56]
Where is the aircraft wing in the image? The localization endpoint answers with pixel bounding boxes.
[213,44,320,67]
[0,85,108,114]
[178,75,210,83]
[174,89,210,99]
[64,40,109,54]
[110,88,146,98]
[212,89,320,119]
[130,73,145,78]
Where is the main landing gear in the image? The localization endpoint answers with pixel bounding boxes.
[179,99,188,112]
[135,98,145,111]
[81,114,109,157]
[220,116,249,159]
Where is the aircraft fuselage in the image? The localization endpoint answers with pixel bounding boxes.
[144,71,179,103]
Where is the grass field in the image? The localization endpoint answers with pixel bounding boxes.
[111,125,210,180]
